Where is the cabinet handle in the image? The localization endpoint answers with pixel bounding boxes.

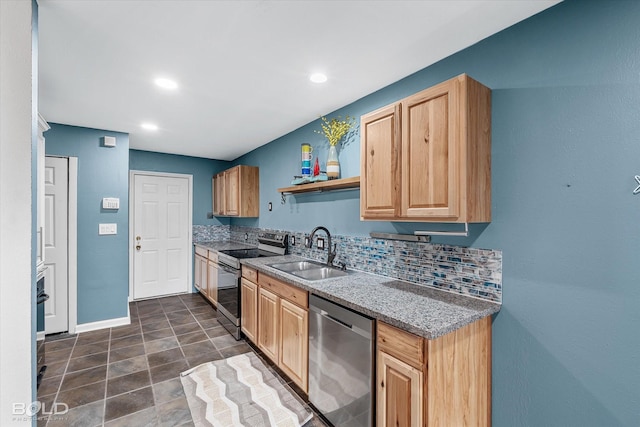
[424,130,430,143]
[370,149,374,156]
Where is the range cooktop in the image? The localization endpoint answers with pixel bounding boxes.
[218,248,281,260]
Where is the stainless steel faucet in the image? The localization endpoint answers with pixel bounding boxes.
[307,226,336,266]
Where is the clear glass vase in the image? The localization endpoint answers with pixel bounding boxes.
[326,145,340,179]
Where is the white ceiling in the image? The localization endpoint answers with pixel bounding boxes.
[38,0,560,161]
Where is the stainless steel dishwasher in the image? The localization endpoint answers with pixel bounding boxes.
[309,294,374,427]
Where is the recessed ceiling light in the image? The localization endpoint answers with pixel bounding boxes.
[141,122,158,131]
[154,77,178,90]
[309,73,327,83]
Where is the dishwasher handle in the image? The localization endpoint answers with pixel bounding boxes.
[310,294,373,339]
[320,310,353,329]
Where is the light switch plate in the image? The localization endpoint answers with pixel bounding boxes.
[317,237,325,250]
[291,236,296,246]
[102,197,120,209]
[304,236,310,247]
[99,223,117,235]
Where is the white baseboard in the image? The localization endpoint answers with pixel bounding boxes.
[37,331,45,341]
[75,313,130,334]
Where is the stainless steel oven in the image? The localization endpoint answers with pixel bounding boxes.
[216,232,288,339]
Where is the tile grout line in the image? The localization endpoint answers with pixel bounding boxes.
[42,334,78,427]
[144,301,166,415]
[105,300,154,425]
[99,325,112,427]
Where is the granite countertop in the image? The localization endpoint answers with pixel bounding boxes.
[194,240,256,252]
[240,254,501,340]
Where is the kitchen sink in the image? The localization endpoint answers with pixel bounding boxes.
[289,267,349,280]
[268,260,350,281]
[268,260,325,272]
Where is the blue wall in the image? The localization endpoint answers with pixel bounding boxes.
[45,124,130,324]
[235,1,640,425]
[129,149,230,226]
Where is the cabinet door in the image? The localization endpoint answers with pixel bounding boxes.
[279,299,308,392]
[401,78,460,219]
[194,254,203,291]
[224,167,240,216]
[240,278,258,343]
[360,104,401,219]
[258,287,279,363]
[195,254,208,295]
[212,173,225,215]
[200,256,208,296]
[377,350,423,427]
[207,260,218,305]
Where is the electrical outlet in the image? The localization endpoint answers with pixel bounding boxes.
[244,233,249,241]
[304,236,310,247]
[291,235,296,246]
[268,202,273,211]
[317,237,325,250]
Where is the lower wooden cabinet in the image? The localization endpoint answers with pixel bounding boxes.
[240,278,257,343]
[377,351,423,427]
[238,264,491,425]
[279,299,308,391]
[194,253,206,292]
[207,259,218,305]
[241,266,309,393]
[193,245,218,307]
[257,286,279,362]
[377,317,492,427]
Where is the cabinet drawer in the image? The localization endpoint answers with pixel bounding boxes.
[208,250,218,262]
[194,245,208,257]
[377,321,424,370]
[258,273,308,309]
[242,266,258,282]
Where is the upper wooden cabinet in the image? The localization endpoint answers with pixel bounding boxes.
[212,165,259,217]
[213,172,225,216]
[361,74,491,223]
[360,104,401,219]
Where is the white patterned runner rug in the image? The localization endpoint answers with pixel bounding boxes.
[180,352,313,427]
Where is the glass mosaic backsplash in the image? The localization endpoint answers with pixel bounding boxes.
[195,225,502,304]
[193,225,230,242]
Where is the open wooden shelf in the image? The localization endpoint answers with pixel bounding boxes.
[277,176,360,195]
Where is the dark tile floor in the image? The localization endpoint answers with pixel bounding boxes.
[37,293,329,427]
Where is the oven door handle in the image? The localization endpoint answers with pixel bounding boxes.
[218,262,241,276]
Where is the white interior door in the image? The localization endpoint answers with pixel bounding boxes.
[44,156,69,334]
[133,173,191,300]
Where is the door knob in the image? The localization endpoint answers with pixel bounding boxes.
[136,245,141,251]
[136,236,141,241]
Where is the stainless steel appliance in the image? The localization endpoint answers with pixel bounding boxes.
[309,294,374,427]
[216,232,287,339]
